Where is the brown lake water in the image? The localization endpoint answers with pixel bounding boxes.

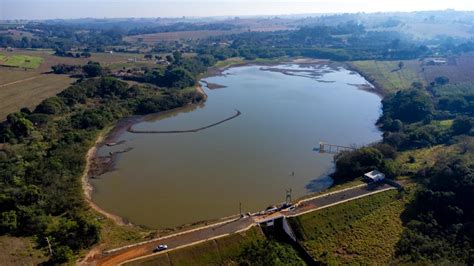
[90,64,382,229]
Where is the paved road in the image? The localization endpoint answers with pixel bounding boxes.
[285,183,393,217]
[88,217,255,266]
[87,182,396,265]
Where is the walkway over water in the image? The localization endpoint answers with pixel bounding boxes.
[314,141,356,154]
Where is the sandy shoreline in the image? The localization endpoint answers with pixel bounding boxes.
[81,130,130,226]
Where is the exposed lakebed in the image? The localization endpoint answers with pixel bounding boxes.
[90,64,382,229]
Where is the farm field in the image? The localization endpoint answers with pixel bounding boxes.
[0,53,43,69]
[124,30,242,44]
[422,55,474,84]
[351,55,474,94]
[0,49,160,120]
[0,73,76,120]
[289,189,414,264]
[126,227,265,266]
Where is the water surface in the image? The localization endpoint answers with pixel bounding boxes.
[91,64,382,228]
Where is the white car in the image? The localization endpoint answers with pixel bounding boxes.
[153,244,168,252]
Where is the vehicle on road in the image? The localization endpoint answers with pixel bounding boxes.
[153,244,168,252]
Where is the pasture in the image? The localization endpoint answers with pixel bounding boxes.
[0,53,43,69]
[351,55,474,94]
[351,60,424,93]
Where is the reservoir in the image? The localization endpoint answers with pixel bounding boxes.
[90,64,382,229]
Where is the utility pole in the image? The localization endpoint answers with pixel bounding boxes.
[286,188,292,204]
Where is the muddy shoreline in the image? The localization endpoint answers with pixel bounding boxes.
[83,58,384,230]
[345,62,387,98]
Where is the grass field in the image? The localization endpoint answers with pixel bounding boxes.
[0,53,43,69]
[350,60,424,93]
[0,49,161,121]
[124,30,242,44]
[290,189,415,264]
[0,73,76,120]
[0,236,48,265]
[351,55,474,95]
[126,226,264,266]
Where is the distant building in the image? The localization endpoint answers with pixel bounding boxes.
[424,58,447,65]
[364,170,385,182]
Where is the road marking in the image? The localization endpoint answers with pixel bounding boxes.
[97,184,398,265]
[104,216,243,254]
[287,187,395,217]
[119,224,256,265]
[297,183,367,204]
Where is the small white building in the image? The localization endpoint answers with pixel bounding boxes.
[364,170,385,182]
[424,58,447,65]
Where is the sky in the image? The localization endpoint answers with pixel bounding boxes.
[1,0,474,20]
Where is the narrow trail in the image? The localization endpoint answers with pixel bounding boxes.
[0,75,40,88]
[127,109,241,134]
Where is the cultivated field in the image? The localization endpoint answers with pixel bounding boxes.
[124,20,295,44]
[422,55,474,84]
[124,30,241,44]
[0,49,159,120]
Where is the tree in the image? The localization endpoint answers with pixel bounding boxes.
[163,67,195,89]
[381,90,434,123]
[411,82,423,89]
[6,113,34,138]
[82,61,103,77]
[434,76,450,85]
[52,246,74,263]
[0,211,18,232]
[34,97,66,115]
[334,147,384,180]
[172,51,182,64]
[398,61,404,70]
[452,116,473,135]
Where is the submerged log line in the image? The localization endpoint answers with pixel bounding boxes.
[127,109,242,134]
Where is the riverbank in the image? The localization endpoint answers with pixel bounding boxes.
[345,62,388,97]
[82,128,131,226]
[82,83,210,229]
[87,60,382,230]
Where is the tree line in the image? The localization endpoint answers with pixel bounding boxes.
[0,62,203,262]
